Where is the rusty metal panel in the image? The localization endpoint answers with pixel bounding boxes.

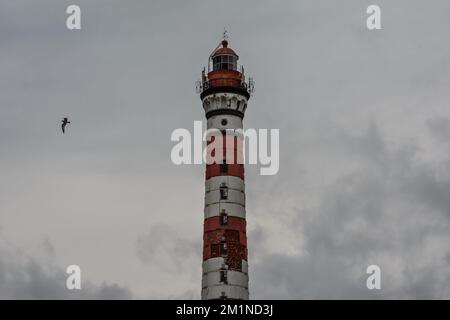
[203,230,248,266]
[209,244,220,258]
[225,242,247,270]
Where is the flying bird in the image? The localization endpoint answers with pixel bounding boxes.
[61,117,70,134]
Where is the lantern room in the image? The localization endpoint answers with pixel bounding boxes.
[211,40,238,71]
[198,39,254,100]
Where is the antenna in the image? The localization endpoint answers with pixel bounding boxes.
[222,28,229,41]
[248,77,255,96]
[207,30,228,72]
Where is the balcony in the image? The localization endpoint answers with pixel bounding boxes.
[197,76,254,100]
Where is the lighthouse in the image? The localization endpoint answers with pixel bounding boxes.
[198,36,253,300]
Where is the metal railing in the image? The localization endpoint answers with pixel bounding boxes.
[196,75,254,95]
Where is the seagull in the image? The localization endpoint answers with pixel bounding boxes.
[61,117,70,134]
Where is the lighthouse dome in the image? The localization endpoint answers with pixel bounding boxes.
[212,40,238,57]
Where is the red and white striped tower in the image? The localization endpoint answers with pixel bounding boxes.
[198,38,253,300]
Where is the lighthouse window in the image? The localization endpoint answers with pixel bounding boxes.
[213,55,237,71]
[221,119,228,126]
[213,57,222,70]
[220,271,228,284]
[220,240,228,256]
[220,185,229,200]
[220,163,228,173]
[212,56,222,70]
[220,211,228,225]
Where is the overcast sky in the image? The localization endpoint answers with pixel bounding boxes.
[1,0,450,299]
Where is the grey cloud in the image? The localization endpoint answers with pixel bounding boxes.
[427,117,450,143]
[250,123,450,299]
[0,235,132,299]
[2,0,450,299]
[137,224,201,274]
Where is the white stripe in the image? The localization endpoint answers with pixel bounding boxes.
[205,189,245,206]
[202,93,248,115]
[207,115,243,130]
[205,176,244,192]
[202,285,249,300]
[204,202,245,219]
[202,258,248,274]
[202,271,248,289]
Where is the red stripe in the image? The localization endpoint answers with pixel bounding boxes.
[204,216,247,233]
[206,164,244,179]
[202,216,248,271]
[205,135,244,165]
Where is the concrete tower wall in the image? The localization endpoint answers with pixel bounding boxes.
[201,91,250,300]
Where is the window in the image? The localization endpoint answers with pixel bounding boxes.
[220,238,227,256]
[220,271,228,284]
[212,56,221,70]
[220,163,228,173]
[220,185,228,200]
[213,55,237,71]
[220,210,228,225]
[221,118,228,126]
